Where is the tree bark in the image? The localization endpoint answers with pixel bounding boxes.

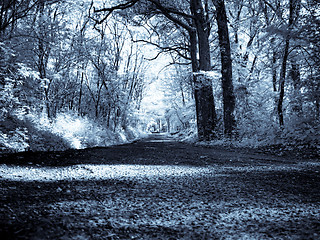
[190,0,217,140]
[277,0,297,126]
[272,39,277,92]
[214,0,236,137]
[290,61,302,114]
[278,38,289,126]
[78,71,84,114]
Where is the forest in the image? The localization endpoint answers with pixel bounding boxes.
[1,0,319,154]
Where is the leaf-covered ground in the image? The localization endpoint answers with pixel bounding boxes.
[0,134,319,239]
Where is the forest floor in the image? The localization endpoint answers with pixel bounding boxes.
[0,134,319,239]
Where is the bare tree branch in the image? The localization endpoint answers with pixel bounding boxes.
[92,0,194,32]
[94,0,139,13]
[148,0,194,31]
[134,39,191,60]
[0,0,42,35]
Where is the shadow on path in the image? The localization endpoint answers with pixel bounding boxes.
[0,133,319,239]
[0,133,301,167]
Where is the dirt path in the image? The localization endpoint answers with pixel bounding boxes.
[0,134,319,239]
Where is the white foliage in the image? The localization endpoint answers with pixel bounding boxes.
[193,70,220,79]
[25,111,144,150]
[0,128,29,151]
[17,64,40,80]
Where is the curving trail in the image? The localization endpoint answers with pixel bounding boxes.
[0,134,319,239]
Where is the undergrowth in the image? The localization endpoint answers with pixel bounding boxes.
[0,112,145,153]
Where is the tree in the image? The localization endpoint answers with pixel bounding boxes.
[297,0,320,120]
[213,0,235,137]
[92,0,236,140]
[0,0,39,39]
[277,0,300,126]
[189,0,217,140]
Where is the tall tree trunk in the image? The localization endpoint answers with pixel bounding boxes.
[278,38,290,126]
[278,0,298,126]
[78,71,84,114]
[190,0,217,140]
[290,60,302,114]
[272,39,277,92]
[214,0,236,137]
